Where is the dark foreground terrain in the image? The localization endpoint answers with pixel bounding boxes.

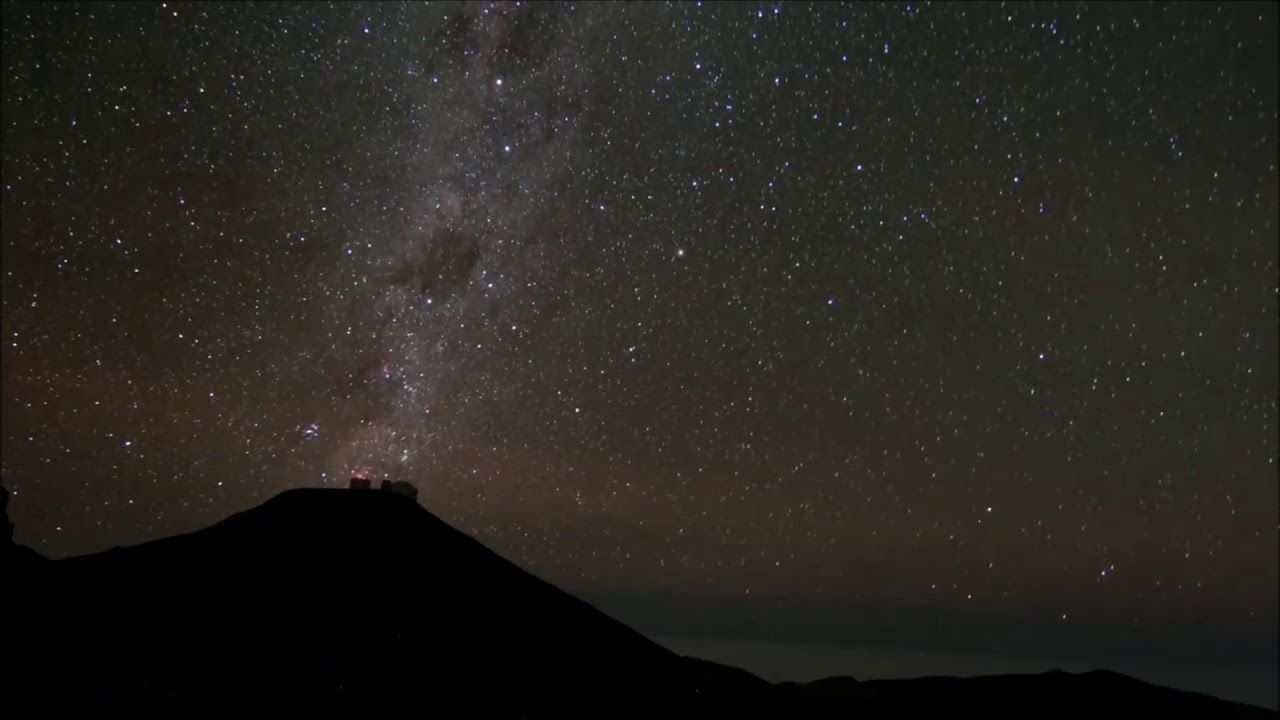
[3,487,1272,717]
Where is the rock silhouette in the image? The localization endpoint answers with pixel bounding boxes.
[0,485,46,569]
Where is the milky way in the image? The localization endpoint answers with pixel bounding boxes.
[322,4,606,485]
[2,2,1276,703]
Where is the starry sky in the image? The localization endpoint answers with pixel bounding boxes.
[2,1,1277,706]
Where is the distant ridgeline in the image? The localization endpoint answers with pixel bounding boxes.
[350,476,419,502]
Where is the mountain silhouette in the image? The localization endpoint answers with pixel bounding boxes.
[6,487,776,715]
[782,670,1274,717]
[3,487,1272,718]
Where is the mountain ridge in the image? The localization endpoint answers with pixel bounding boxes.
[4,487,1273,717]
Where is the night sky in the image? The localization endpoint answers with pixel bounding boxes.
[2,1,1276,707]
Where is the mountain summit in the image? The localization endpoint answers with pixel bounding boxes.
[7,487,772,714]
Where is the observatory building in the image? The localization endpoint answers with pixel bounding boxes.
[348,476,419,502]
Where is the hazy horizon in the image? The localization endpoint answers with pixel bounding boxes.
[656,635,1278,710]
